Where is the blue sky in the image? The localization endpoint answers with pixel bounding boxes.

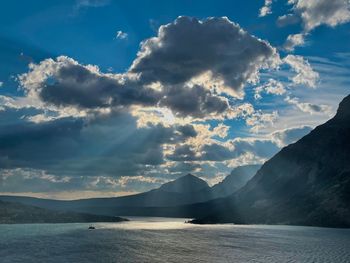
[0,0,350,199]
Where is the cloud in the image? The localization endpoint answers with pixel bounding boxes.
[130,16,280,97]
[259,0,273,17]
[285,96,332,115]
[18,17,282,120]
[245,110,279,133]
[18,56,235,120]
[271,125,312,146]
[254,78,286,100]
[0,107,200,177]
[284,33,305,51]
[0,168,167,195]
[19,56,160,109]
[75,0,110,8]
[283,55,319,88]
[159,84,229,118]
[277,14,300,27]
[72,0,111,16]
[167,137,279,163]
[282,0,350,50]
[290,0,350,31]
[2,16,318,195]
[177,124,197,138]
[116,30,128,40]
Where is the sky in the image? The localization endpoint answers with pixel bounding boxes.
[0,0,350,199]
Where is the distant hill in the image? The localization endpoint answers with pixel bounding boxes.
[0,171,253,217]
[211,165,261,198]
[159,174,210,193]
[0,174,213,215]
[0,200,127,224]
[190,94,350,228]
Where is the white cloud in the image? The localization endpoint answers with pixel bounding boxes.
[259,0,273,17]
[290,0,350,31]
[75,0,110,8]
[271,125,312,147]
[254,79,286,100]
[283,55,319,88]
[277,14,300,27]
[116,30,128,40]
[285,96,332,115]
[283,0,350,50]
[246,110,279,133]
[213,123,230,138]
[284,33,305,51]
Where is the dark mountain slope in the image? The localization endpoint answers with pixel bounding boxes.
[191,94,350,228]
[211,165,261,198]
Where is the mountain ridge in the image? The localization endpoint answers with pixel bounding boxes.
[190,94,350,228]
[0,168,257,216]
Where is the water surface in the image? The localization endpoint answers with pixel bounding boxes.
[1,217,349,262]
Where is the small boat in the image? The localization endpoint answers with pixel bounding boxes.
[88,226,95,230]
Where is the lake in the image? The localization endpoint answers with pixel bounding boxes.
[1,217,349,262]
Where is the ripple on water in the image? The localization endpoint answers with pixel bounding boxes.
[0,218,349,263]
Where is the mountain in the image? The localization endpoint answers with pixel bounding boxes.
[159,174,210,193]
[0,170,257,217]
[190,94,350,228]
[0,174,213,216]
[0,200,127,224]
[211,165,261,198]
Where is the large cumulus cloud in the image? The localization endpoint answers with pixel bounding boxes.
[130,16,280,97]
[159,84,229,118]
[18,16,281,119]
[19,56,161,109]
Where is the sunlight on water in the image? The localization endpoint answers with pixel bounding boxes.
[98,217,193,230]
[1,218,350,263]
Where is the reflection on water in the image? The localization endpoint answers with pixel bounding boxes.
[99,217,193,230]
[1,217,350,263]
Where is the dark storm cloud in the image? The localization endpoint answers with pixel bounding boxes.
[200,143,236,161]
[167,144,197,162]
[0,108,196,177]
[0,116,85,170]
[19,56,229,118]
[130,16,279,93]
[21,58,161,109]
[160,84,229,117]
[19,16,280,118]
[177,124,197,138]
